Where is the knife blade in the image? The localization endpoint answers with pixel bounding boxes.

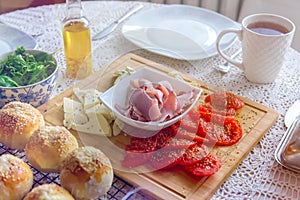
[92,4,143,40]
[284,100,300,128]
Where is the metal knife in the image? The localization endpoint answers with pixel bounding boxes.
[92,4,144,41]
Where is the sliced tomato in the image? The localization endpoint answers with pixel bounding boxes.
[125,135,157,153]
[197,118,243,146]
[172,126,208,143]
[163,138,197,149]
[178,112,199,133]
[122,150,153,168]
[155,127,176,149]
[187,106,201,121]
[198,111,229,125]
[184,154,222,177]
[198,104,236,117]
[150,148,185,170]
[180,144,210,166]
[205,91,244,111]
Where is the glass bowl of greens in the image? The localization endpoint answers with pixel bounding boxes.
[0,46,58,108]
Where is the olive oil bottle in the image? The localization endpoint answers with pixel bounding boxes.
[62,0,92,79]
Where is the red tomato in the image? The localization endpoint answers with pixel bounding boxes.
[155,127,176,149]
[150,148,185,170]
[125,135,157,153]
[198,111,229,125]
[198,104,236,117]
[163,138,197,149]
[122,150,153,168]
[185,154,222,177]
[180,144,210,166]
[205,91,244,111]
[197,118,243,146]
[180,111,199,133]
[172,125,208,143]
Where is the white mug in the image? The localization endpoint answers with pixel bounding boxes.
[216,13,295,83]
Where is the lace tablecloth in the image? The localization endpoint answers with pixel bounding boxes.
[1,1,300,200]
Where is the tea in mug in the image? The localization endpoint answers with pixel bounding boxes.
[247,21,289,36]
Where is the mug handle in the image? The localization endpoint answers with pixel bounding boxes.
[216,29,244,71]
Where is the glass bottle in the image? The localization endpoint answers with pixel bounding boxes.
[62,0,92,79]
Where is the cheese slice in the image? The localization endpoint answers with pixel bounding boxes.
[85,104,114,123]
[72,113,112,137]
[63,97,84,113]
[112,121,121,136]
[73,88,98,103]
[83,91,102,110]
[63,97,89,129]
[63,90,114,137]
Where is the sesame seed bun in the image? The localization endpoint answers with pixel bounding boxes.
[23,183,75,200]
[25,126,79,173]
[0,101,45,150]
[0,154,33,200]
[60,146,113,199]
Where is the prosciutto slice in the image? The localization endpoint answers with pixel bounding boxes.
[116,78,196,123]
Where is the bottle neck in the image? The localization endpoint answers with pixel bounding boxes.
[66,0,83,19]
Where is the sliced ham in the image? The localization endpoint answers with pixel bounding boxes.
[115,78,196,123]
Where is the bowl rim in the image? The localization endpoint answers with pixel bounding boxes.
[0,49,58,89]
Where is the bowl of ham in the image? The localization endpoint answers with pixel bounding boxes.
[100,67,202,137]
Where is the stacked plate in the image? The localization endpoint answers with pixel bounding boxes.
[122,5,239,60]
[0,24,36,55]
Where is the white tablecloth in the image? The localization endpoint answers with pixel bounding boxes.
[0,1,300,199]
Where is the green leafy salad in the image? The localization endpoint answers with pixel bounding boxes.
[0,46,57,87]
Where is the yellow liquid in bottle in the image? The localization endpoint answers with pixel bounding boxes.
[62,21,92,79]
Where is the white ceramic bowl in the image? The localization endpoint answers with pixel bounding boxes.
[0,49,58,108]
[100,67,202,137]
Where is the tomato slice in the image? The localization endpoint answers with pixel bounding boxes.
[185,154,222,177]
[180,144,210,166]
[122,150,153,168]
[150,148,185,170]
[155,127,176,149]
[172,125,208,143]
[198,104,236,117]
[125,135,157,153]
[197,118,243,146]
[178,112,199,133]
[163,138,197,149]
[205,91,244,111]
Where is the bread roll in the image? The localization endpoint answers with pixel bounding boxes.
[25,126,78,173]
[0,101,45,150]
[60,146,113,200]
[0,154,33,200]
[23,183,75,200]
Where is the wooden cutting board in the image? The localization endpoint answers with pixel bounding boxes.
[38,53,279,200]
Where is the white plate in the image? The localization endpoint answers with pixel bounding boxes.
[122,5,239,60]
[0,24,37,55]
